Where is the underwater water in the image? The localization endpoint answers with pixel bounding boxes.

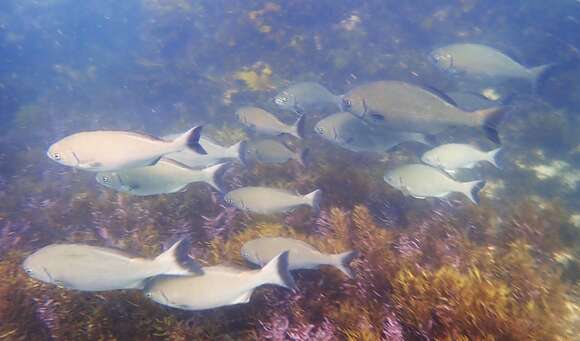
[1,0,580,340]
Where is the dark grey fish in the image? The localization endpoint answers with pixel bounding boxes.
[341,81,506,144]
[245,139,308,166]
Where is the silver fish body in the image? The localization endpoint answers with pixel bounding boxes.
[22,240,201,291]
[224,186,321,214]
[421,143,501,173]
[241,237,358,278]
[273,82,341,114]
[144,251,295,310]
[96,159,227,196]
[446,91,499,111]
[164,136,246,169]
[430,44,552,87]
[314,112,428,153]
[245,139,307,166]
[384,163,486,204]
[236,106,305,139]
[341,81,506,144]
[47,126,206,172]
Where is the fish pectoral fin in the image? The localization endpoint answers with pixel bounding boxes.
[147,156,163,166]
[231,290,253,304]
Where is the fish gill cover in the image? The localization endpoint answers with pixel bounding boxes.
[0,0,579,340]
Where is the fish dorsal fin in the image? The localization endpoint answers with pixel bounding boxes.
[232,290,253,304]
[420,85,458,106]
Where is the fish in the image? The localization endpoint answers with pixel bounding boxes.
[47,126,207,172]
[143,251,295,311]
[236,106,306,139]
[244,139,309,166]
[429,43,553,90]
[95,159,227,196]
[421,143,501,173]
[314,112,429,153]
[446,91,501,111]
[340,81,506,144]
[273,82,342,114]
[224,186,322,214]
[383,163,486,204]
[241,237,359,278]
[22,239,202,291]
[164,135,246,169]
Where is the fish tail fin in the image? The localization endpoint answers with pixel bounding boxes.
[201,162,228,192]
[258,251,296,290]
[289,114,306,139]
[237,140,249,166]
[475,107,507,144]
[529,63,555,93]
[172,126,207,155]
[331,250,359,279]
[296,147,310,167]
[487,147,502,168]
[461,180,486,205]
[154,238,203,276]
[304,189,322,212]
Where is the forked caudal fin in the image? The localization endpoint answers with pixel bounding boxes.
[529,63,555,93]
[236,140,249,166]
[487,147,502,168]
[201,162,228,192]
[172,126,207,155]
[304,189,322,212]
[332,250,359,279]
[154,238,203,276]
[297,148,310,167]
[258,251,296,290]
[289,114,306,139]
[476,107,507,144]
[461,180,486,205]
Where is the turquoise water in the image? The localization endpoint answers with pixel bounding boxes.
[0,1,579,340]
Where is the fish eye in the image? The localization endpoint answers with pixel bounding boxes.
[24,268,33,275]
[102,176,110,183]
[145,292,152,298]
[342,98,352,109]
[52,153,61,160]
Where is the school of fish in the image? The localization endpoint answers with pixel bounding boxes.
[26,43,550,311]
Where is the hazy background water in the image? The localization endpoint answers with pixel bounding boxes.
[0,0,579,339]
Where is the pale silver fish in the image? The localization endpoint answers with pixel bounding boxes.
[96,159,227,196]
[314,112,429,153]
[236,107,305,139]
[143,251,295,311]
[430,44,552,90]
[241,237,358,278]
[446,91,500,111]
[22,239,202,291]
[273,82,342,114]
[341,81,506,144]
[245,139,308,166]
[164,135,246,169]
[384,163,486,204]
[421,144,501,173]
[224,186,321,214]
[47,126,206,172]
